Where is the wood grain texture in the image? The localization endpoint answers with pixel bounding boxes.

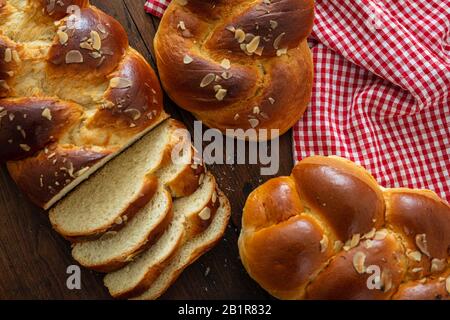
[0,0,293,300]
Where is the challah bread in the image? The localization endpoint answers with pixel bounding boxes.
[64,120,202,272]
[0,0,167,208]
[154,0,314,140]
[104,172,218,299]
[49,120,202,240]
[134,191,231,300]
[239,156,450,300]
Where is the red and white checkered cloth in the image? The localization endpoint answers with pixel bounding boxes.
[145,0,450,202]
[144,0,170,18]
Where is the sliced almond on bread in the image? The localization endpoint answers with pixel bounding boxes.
[132,191,231,300]
[104,173,217,298]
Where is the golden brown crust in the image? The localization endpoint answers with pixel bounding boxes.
[134,191,231,300]
[0,97,83,160]
[392,272,450,300]
[185,188,220,239]
[48,7,128,77]
[239,156,450,300]
[154,0,314,140]
[166,161,204,198]
[292,156,385,240]
[40,0,90,20]
[7,144,111,208]
[0,1,166,208]
[306,231,407,300]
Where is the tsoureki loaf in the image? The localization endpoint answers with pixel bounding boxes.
[154,0,314,140]
[0,0,168,208]
[239,156,450,300]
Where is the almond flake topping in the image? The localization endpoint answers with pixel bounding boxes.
[183,55,193,64]
[42,108,52,120]
[430,258,446,273]
[57,30,69,45]
[90,30,102,51]
[110,77,132,89]
[246,36,261,53]
[320,235,329,253]
[215,88,227,101]
[374,230,387,240]
[19,144,31,152]
[352,252,366,274]
[220,58,231,70]
[177,21,186,31]
[334,240,344,252]
[198,207,211,220]
[4,48,12,63]
[270,20,278,29]
[234,29,246,43]
[415,234,430,257]
[226,25,236,33]
[65,50,83,64]
[407,250,422,262]
[276,48,288,56]
[221,71,232,80]
[200,73,215,88]
[273,32,286,49]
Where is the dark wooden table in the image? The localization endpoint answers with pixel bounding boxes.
[0,0,293,299]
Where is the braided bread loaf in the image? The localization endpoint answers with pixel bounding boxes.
[154,0,314,140]
[239,156,450,300]
[0,0,168,208]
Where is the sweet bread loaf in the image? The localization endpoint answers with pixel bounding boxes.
[104,172,219,298]
[154,0,314,140]
[239,156,450,300]
[0,0,167,208]
[49,120,201,241]
[134,190,231,300]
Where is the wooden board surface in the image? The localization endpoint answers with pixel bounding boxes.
[0,0,293,300]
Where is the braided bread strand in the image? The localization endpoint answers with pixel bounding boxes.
[239,156,450,300]
[0,0,167,208]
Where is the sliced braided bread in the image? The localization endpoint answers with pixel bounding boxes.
[104,172,218,298]
[239,156,450,300]
[0,0,167,208]
[62,120,202,272]
[134,191,231,300]
[49,119,202,240]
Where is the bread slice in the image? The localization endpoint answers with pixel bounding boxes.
[104,172,217,298]
[132,191,231,300]
[71,185,172,272]
[49,119,200,240]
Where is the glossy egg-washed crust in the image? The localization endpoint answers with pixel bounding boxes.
[155,0,314,140]
[0,0,167,208]
[239,156,450,300]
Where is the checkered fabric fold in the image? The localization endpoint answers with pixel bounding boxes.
[144,0,170,18]
[145,0,450,202]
